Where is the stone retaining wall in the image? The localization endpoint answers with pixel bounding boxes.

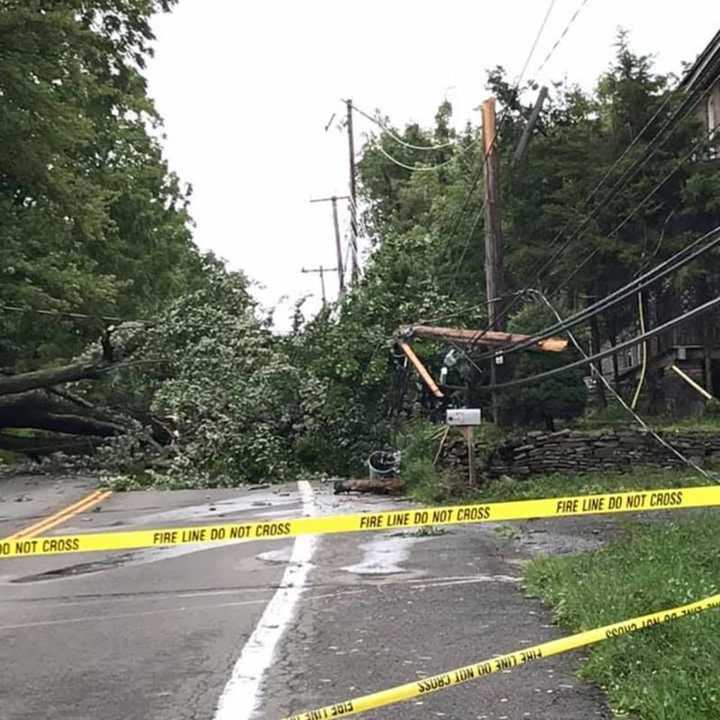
[442,428,720,479]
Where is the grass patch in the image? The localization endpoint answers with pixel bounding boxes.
[525,512,720,719]
[654,416,720,433]
[478,467,713,504]
[393,420,445,503]
[571,397,720,434]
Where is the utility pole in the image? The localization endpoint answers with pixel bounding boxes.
[309,195,350,297]
[482,97,506,424]
[345,99,360,280]
[512,85,548,168]
[301,266,338,308]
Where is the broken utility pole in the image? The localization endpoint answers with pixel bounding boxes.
[396,324,568,402]
[482,97,506,423]
[512,85,548,168]
[309,195,350,296]
[406,325,567,352]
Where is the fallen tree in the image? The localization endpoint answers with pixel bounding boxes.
[0,390,127,437]
[0,433,107,457]
[0,323,155,461]
[0,361,114,397]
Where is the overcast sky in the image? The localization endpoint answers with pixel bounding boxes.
[146,1,719,327]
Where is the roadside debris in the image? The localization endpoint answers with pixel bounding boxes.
[333,477,404,495]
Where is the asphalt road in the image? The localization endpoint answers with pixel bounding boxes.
[0,475,610,720]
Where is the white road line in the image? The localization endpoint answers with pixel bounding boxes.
[214,480,318,720]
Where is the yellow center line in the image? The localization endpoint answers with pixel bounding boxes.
[6,489,113,541]
[8,490,103,540]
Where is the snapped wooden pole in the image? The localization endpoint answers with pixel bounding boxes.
[671,364,714,401]
[397,341,444,399]
[407,325,567,352]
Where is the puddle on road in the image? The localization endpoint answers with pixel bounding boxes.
[10,485,412,584]
[256,547,292,564]
[97,491,301,530]
[10,491,305,584]
[9,538,259,584]
[342,535,426,576]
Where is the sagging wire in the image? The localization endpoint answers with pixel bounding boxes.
[349,102,460,152]
[527,288,715,482]
[464,82,718,359]
[375,143,459,173]
[631,291,648,411]
[533,0,592,78]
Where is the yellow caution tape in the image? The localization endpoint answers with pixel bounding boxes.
[282,592,720,719]
[1,484,718,559]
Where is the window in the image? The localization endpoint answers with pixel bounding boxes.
[707,94,719,158]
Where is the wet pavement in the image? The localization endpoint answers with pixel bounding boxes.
[259,515,610,720]
[0,475,612,720]
[0,478,305,720]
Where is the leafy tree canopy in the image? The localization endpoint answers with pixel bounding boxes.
[0,0,200,370]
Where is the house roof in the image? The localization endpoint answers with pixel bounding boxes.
[680,29,720,92]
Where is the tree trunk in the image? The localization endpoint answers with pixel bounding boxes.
[0,322,147,397]
[0,391,126,436]
[0,433,106,457]
[333,477,405,495]
[0,361,113,397]
[0,324,154,459]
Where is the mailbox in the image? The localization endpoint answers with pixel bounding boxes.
[446,408,482,426]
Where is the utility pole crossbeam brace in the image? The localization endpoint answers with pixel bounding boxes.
[301,266,338,308]
[397,341,445,399]
[408,325,567,352]
[394,325,567,402]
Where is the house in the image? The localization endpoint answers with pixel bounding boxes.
[597,284,720,415]
[594,31,720,414]
[680,29,720,154]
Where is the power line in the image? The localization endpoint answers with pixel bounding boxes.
[475,223,720,364]
[448,222,720,385]
[349,102,459,152]
[552,124,720,294]
[465,82,716,358]
[375,143,459,172]
[533,0,592,78]
[1,303,129,323]
[603,123,720,240]
[490,294,720,391]
[560,82,713,247]
[531,289,713,480]
[444,0,562,282]
[450,210,484,278]
[444,0,590,332]
[416,301,488,326]
[549,90,676,237]
[515,0,558,84]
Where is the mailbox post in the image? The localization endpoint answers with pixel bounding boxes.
[446,409,482,486]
